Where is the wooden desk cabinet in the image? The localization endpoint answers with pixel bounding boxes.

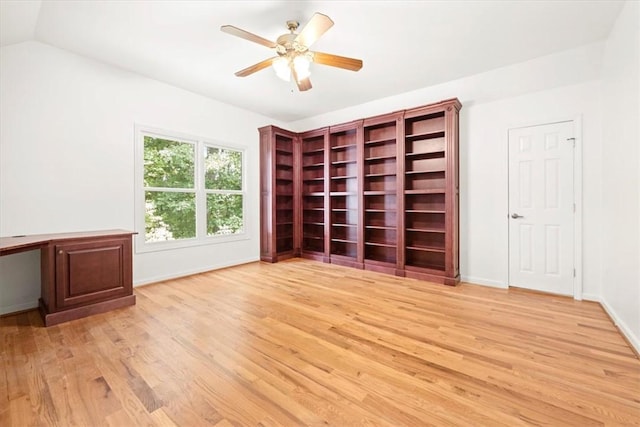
[0,230,136,326]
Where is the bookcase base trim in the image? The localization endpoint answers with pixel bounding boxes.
[405,270,459,286]
[330,256,363,270]
[261,252,297,263]
[300,251,326,262]
[364,262,397,276]
[39,294,136,327]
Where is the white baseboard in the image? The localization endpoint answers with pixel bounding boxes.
[581,293,600,302]
[461,275,508,289]
[599,297,640,356]
[506,292,638,354]
[134,256,260,287]
[0,258,261,315]
[0,301,38,316]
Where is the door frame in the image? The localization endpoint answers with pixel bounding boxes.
[506,115,583,300]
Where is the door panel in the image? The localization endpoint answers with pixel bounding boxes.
[56,238,130,308]
[508,121,574,295]
[519,224,533,272]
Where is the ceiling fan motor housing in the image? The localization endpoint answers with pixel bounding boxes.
[276,33,307,56]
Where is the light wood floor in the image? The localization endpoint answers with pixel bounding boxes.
[1,259,639,426]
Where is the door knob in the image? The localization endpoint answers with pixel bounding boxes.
[511,213,523,219]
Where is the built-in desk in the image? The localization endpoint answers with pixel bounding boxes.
[0,230,136,326]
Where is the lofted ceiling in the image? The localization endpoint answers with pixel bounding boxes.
[0,0,625,122]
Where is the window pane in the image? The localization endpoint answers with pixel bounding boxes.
[205,147,242,190]
[144,136,194,188]
[145,191,196,242]
[207,194,243,236]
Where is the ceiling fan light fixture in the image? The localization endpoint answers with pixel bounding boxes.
[273,53,312,83]
[293,54,311,80]
[272,56,291,81]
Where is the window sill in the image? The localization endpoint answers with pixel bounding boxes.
[135,232,251,254]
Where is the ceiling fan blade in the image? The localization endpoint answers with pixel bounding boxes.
[297,77,312,92]
[221,25,277,49]
[312,51,363,71]
[235,57,277,77]
[295,13,334,49]
[291,68,312,92]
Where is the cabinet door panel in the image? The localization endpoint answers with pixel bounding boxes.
[56,238,131,308]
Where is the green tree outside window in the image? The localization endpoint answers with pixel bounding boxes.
[143,135,244,243]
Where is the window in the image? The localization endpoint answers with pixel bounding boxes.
[204,146,244,236]
[136,127,246,252]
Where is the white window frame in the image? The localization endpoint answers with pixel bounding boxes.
[134,125,248,253]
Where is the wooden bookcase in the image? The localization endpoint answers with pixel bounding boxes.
[403,99,461,284]
[300,127,329,262]
[362,112,403,275]
[259,98,461,285]
[328,121,362,269]
[259,125,299,262]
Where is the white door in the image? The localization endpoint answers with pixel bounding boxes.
[508,121,575,296]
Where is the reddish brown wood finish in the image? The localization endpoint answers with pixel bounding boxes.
[39,294,136,327]
[259,127,274,262]
[299,127,330,262]
[258,125,298,262]
[1,229,135,325]
[292,133,302,258]
[322,128,331,264]
[0,229,132,255]
[403,98,461,285]
[362,111,404,276]
[329,120,363,269]
[54,238,131,309]
[258,98,461,286]
[355,122,365,268]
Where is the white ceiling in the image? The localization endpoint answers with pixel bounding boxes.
[0,0,624,122]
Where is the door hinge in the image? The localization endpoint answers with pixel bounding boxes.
[573,268,576,277]
[573,203,576,213]
[567,137,576,147]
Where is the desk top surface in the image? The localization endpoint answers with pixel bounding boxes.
[0,229,136,256]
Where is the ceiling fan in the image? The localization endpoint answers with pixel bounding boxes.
[221,13,363,92]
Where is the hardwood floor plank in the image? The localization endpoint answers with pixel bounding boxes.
[26,370,58,425]
[1,258,638,426]
[105,408,136,427]
[148,407,180,426]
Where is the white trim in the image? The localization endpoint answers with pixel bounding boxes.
[137,233,251,253]
[134,124,249,254]
[506,117,583,300]
[0,301,38,316]
[144,187,197,193]
[573,115,583,300]
[461,276,508,289]
[600,297,640,355]
[581,293,600,302]
[505,117,577,130]
[133,256,259,287]
[540,292,639,354]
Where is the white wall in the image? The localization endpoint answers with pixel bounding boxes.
[290,44,604,297]
[1,28,634,350]
[0,41,279,314]
[600,0,640,351]
[0,251,40,314]
[461,84,602,294]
